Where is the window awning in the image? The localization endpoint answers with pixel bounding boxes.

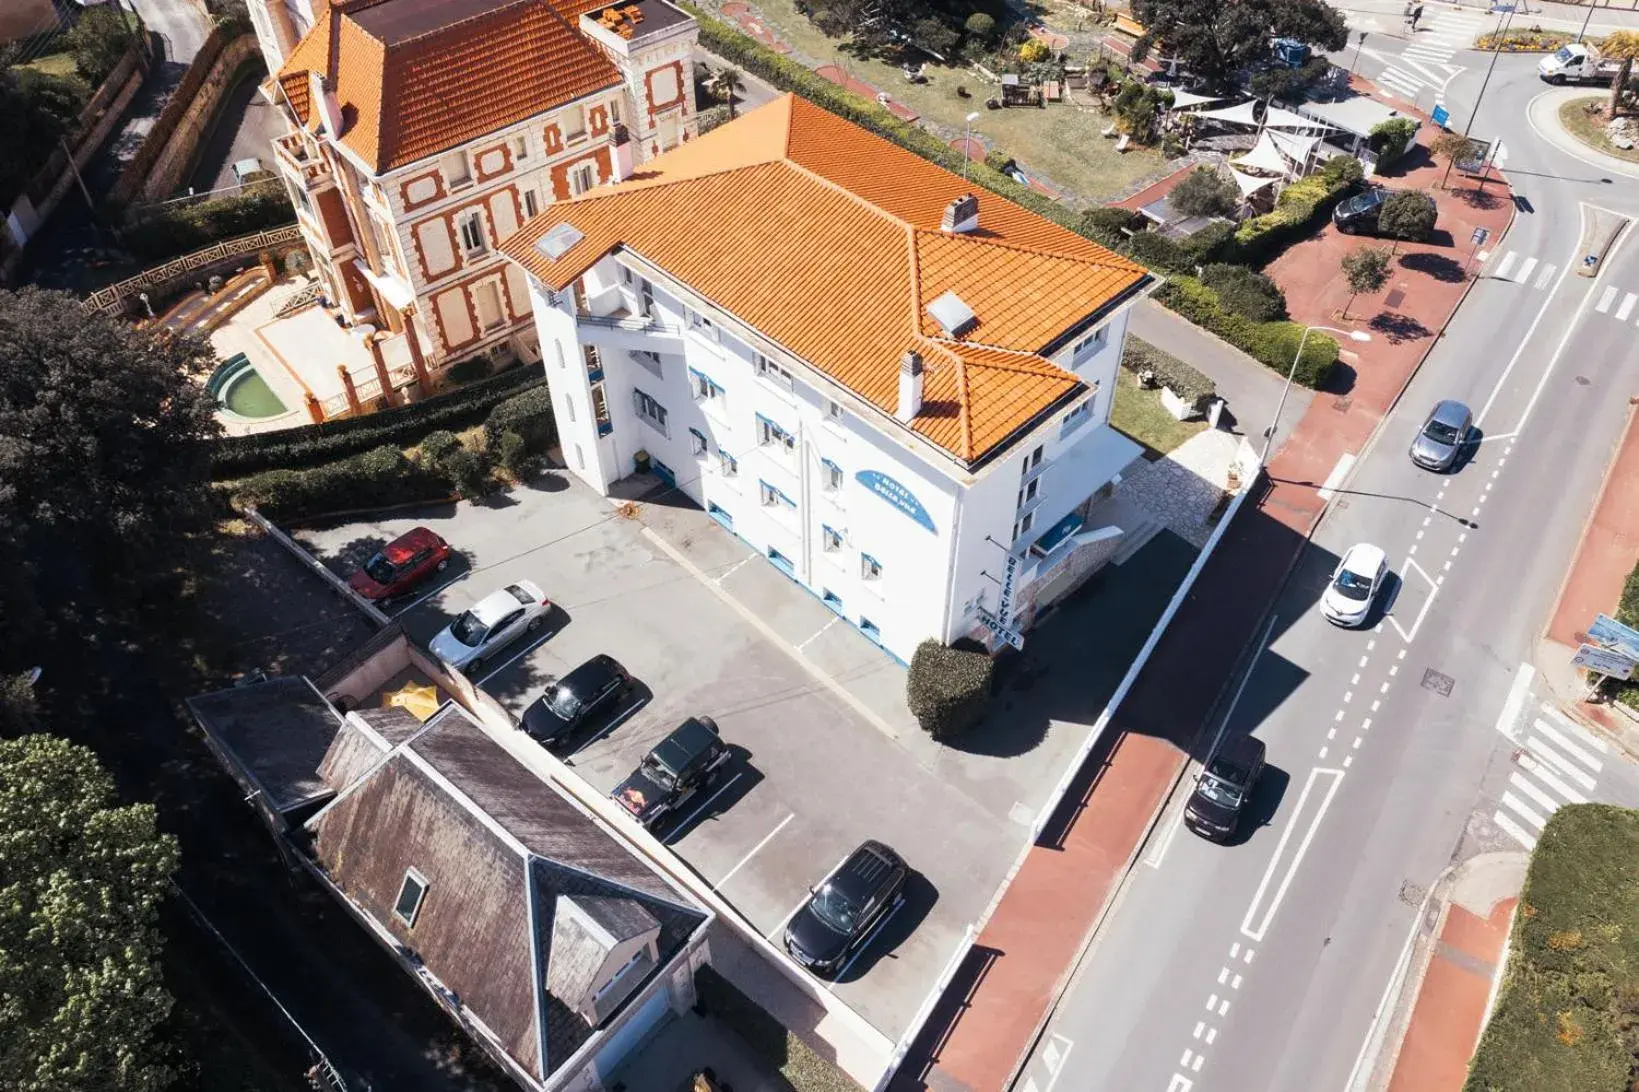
[1031,509,1086,556]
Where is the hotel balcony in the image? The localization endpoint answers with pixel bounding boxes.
[574,284,685,353]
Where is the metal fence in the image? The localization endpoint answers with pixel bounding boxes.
[81,224,302,315]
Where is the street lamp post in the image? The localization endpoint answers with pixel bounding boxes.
[963,111,981,182]
[1262,326,1372,466]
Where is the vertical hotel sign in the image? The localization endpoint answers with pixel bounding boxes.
[855,470,936,534]
[997,555,1018,626]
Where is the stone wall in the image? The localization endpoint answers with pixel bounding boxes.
[138,34,264,202]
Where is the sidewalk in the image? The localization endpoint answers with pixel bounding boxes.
[1374,853,1527,1092]
[891,100,1516,1092]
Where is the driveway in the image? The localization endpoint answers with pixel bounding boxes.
[293,468,1197,1039]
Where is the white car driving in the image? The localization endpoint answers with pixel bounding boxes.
[1320,543,1387,628]
[429,580,551,673]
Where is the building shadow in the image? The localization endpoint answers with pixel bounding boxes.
[887,945,1004,1092]
[1218,762,1291,848]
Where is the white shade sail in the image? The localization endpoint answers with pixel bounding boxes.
[1168,89,1221,110]
[1269,129,1320,164]
[1262,104,1335,132]
[1230,167,1278,197]
[1193,99,1260,127]
[1232,131,1292,176]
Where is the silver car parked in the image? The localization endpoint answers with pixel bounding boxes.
[1410,400,1472,472]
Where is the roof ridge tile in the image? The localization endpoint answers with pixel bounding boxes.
[911,224,1147,276]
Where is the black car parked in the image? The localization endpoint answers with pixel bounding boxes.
[1332,185,1388,234]
[521,654,632,750]
[611,716,731,829]
[1184,735,1266,843]
[784,840,907,976]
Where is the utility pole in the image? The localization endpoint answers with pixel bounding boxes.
[1442,4,1515,189]
[1577,0,1603,44]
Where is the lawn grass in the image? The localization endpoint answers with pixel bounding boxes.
[19,51,78,78]
[712,0,1164,203]
[1463,804,1639,1092]
[1111,369,1206,457]
[1558,96,1639,164]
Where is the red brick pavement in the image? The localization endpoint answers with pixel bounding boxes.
[894,128,1517,1092]
[1548,403,1639,649]
[1386,897,1516,1092]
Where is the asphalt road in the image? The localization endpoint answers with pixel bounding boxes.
[1015,44,1639,1092]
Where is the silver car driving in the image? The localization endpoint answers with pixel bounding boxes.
[1410,400,1472,471]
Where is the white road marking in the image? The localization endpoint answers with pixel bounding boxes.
[1244,948,1254,963]
[1218,999,1230,1016]
[1318,453,1357,502]
[1493,663,1534,742]
[1597,286,1618,313]
[797,616,840,650]
[1218,967,1229,984]
[1167,1077,1193,1092]
[824,894,906,990]
[1205,1027,1218,1044]
[1493,250,1518,280]
[1493,810,1538,850]
[1389,556,1441,643]
[712,812,794,891]
[667,771,744,840]
[1192,1055,1204,1072]
[1531,718,1604,772]
[1527,735,1598,791]
[714,555,756,584]
[1241,768,1345,942]
[1619,293,1638,321]
[1539,702,1608,749]
[1206,994,1218,1012]
[1517,752,1588,804]
[1500,790,1547,831]
[1181,1050,1195,1068]
[1508,771,1560,815]
[1512,256,1538,284]
[1231,974,1243,989]
[1534,263,1558,290]
[473,630,555,685]
[1230,942,1240,958]
[1194,1022,1205,1039]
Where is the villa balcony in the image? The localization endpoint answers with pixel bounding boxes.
[273,132,330,192]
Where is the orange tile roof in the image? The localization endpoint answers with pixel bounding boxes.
[501,95,1151,466]
[276,0,622,174]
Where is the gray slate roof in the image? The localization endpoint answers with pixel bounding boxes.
[188,676,345,814]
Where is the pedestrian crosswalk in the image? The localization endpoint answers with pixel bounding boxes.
[1487,249,1559,291]
[1372,10,1486,105]
[1493,703,1609,850]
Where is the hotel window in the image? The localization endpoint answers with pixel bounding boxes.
[1013,512,1034,541]
[691,368,726,406]
[755,353,794,390]
[458,211,487,256]
[757,416,796,453]
[570,163,597,196]
[690,427,708,456]
[633,388,668,435]
[759,480,796,509]
[1024,444,1045,476]
[821,459,843,492]
[1017,478,1038,509]
[1061,398,1094,439]
[442,152,472,189]
[861,553,882,581]
[1071,326,1108,366]
[718,451,738,477]
[826,399,844,422]
[521,188,540,218]
[511,134,529,162]
[688,308,714,335]
[822,525,844,552]
[394,870,429,926]
[474,280,505,330]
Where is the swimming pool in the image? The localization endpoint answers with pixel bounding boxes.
[208,353,289,420]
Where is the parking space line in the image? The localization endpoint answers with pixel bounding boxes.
[666,772,743,841]
[826,894,907,991]
[714,556,756,585]
[712,812,794,892]
[473,630,554,686]
[797,616,841,650]
[388,572,466,616]
[565,699,646,760]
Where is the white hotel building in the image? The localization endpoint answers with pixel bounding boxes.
[502,95,1155,662]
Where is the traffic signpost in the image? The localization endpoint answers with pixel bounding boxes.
[1573,643,1638,681]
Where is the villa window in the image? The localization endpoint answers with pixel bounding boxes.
[570,163,597,196]
[564,105,588,142]
[442,152,472,189]
[511,134,529,162]
[1061,398,1094,439]
[1071,326,1108,366]
[474,281,505,330]
[458,211,487,256]
[522,188,540,218]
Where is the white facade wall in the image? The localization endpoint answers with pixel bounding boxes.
[530,253,1144,662]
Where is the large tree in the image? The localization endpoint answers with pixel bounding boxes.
[0,733,180,1091]
[1131,0,1347,90]
[0,289,220,661]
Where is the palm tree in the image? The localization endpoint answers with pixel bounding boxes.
[716,67,745,119]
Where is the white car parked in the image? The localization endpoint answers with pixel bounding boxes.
[429,580,551,673]
[1320,543,1387,628]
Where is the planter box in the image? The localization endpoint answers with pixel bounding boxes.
[1161,385,1200,421]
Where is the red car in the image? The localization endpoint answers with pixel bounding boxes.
[347,527,452,605]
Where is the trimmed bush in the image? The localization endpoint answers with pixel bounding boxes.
[227,445,447,520]
[1170,167,1238,219]
[964,12,997,42]
[1378,189,1438,241]
[1079,207,1142,250]
[1229,156,1360,267]
[484,382,558,454]
[440,446,491,499]
[1121,337,1215,410]
[418,429,462,465]
[1123,229,1190,273]
[122,181,295,262]
[446,357,490,384]
[697,103,733,133]
[210,367,544,477]
[1179,219,1236,267]
[907,639,995,740]
[1155,277,1337,388]
[1199,264,1287,322]
[496,431,532,477]
[1370,117,1419,166]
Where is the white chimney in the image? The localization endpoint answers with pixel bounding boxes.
[941,193,979,234]
[896,350,924,422]
[310,71,342,136]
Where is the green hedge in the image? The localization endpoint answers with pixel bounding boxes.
[907,639,995,740]
[1155,276,1337,389]
[1230,156,1362,267]
[226,445,449,521]
[122,180,296,262]
[678,1,1081,232]
[483,383,558,454]
[1463,805,1639,1092]
[210,367,546,477]
[1121,336,1216,408]
[693,966,858,1092]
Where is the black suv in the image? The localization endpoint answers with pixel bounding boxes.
[1184,735,1266,842]
[1332,185,1387,234]
[521,655,632,750]
[784,841,908,976]
[611,716,731,829]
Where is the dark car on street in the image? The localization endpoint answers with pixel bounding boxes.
[1409,399,1473,472]
[784,840,908,977]
[347,527,452,605]
[1184,735,1266,843]
[1332,185,1388,234]
[611,716,731,829]
[520,655,632,750]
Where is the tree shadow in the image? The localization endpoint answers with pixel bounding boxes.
[1368,311,1434,344]
[1321,358,1357,396]
[1450,184,1506,211]
[1399,251,1467,283]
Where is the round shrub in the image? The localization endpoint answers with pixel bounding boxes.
[496,430,532,478]
[964,12,996,42]
[1378,190,1438,242]
[1019,39,1051,63]
[1170,167,1238,219]
[1123,229,1190,273]
[447,357,490,384]
[1199,264,1287,322]
[419,429,462,466]
[907,639,996,740]
[440,446,491,499]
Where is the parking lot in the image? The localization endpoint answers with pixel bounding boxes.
[293,469,1196,1038]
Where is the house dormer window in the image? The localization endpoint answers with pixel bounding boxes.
[394,869,428,927]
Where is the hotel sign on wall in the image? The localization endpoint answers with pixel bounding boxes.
[855,470,936,533]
